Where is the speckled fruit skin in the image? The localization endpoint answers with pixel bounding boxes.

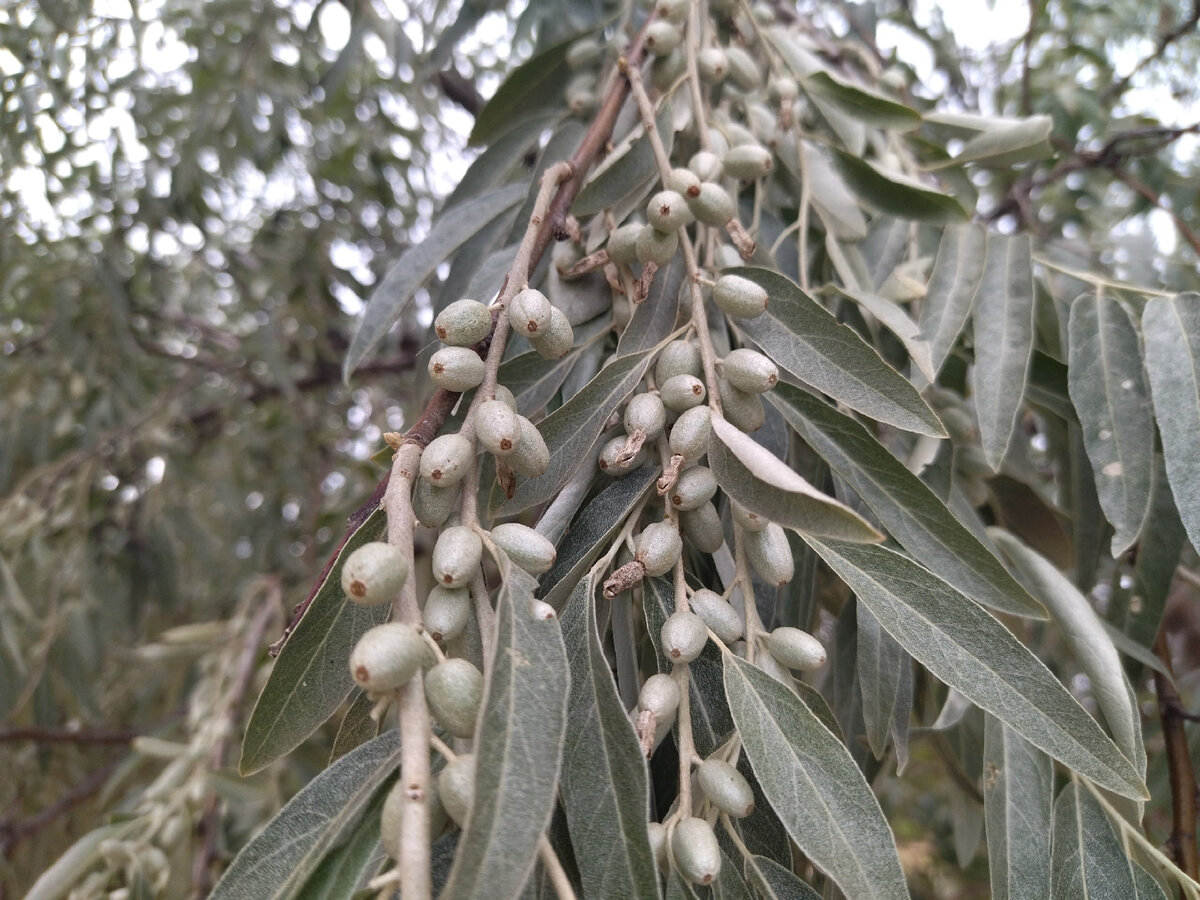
[432,525,483,588]
[340,541,408,606]
[348,623,426,693]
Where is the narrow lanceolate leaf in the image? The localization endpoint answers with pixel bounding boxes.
[1051,782,1137,899]
[856,604,910,761]
[990,529,1144,777]
[919,224,986,378]
[495,343,663,516]
[984,716,1053,900]
[731,267,946,436]
[923,114,1054,169]
[708,416,882,542]
[769,383,1045,618]
[469,33,574,145]
[1142,294,1200,553]
[440,564,569,900]
[804,539,1148,801]
[343,182,526,379]
[1131,864,1170,900]
[574,101,674,217]
[240,509,390,775]
[298,785,387,900]
[616,255,684,357]
[800,71,923,131]
[1068,295,1154,554]
[212,733,400,899]
[724,656,911,900]
[971,233,1035,470]
[830,149,969,224]
[745,855,822,900]
[834,285,935,382]
[559,582,660,900]
[538,466,657,610]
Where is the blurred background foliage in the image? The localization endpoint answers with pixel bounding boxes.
[0,0,1196,896]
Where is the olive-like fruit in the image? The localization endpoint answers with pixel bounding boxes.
[681,502,724,553]
[423,585,471,642]
[635,521,683,576]
[697,758,755,818]
[655,339,702,385]
[765,627,827,670]
[434,299,492,347]
[429,346,486,392]
[668,406,712,460]
[635,225,679,266]
[341,541,408,606]
[713,274,768,318]
[507,416,549,477]
[475,399,521,458]
[644,20,681,56]
[490,522,557,575]
[697,47,728,84]
[529,306,574,359]
[624,392,667,440]
[671,817,721,884]
[718,379,766,433]
[661,610,708,663]
[507,287,552,339]
[419,433,474,487]
[607,223,643,266]
[638,672,681,719]
[731,501,769,532]
[722,348,778,393]
[425,658,484,739]
[744,522,794,586]
[670,465,718,511]
[646,189,694,233]
[686,182,734,227]
[598,434,647,475]
[432,525,483,588]
[688,589,743,644]
[349,623,426,693]
[438,753,475,826]
[659,373,706,413]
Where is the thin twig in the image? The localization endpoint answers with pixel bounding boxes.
[0,727,139,745]
[538,834,578,900]
[1154,629,1199,885]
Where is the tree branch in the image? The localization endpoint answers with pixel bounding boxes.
[1153,628,1199,884]
[1101,0,1200,103]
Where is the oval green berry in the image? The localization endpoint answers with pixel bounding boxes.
[647,822,668,872]
[607,223,644,266]
[349,623,425,693]
[413,478,460,528]
[655,339,702,384]
[434,299,492,347]
[490,522,557,575]
[766,626,827,670]
[670,465,718,511]
[671,817,721,885]
[419,433,474,487]
[769,75,799,103]
[425,658,484,739]
[661,610,708,662]
[724,45,762,91]
[635,521,683,576]
[744,522,794,586]
[688,588,743,644]
[428,346,486,392]
[432,525,483,588]
[475,399,521,457]
[723,144,774,180]
[722,348,778,393]
[697,758,755,818]
[507,287,552,339]
[529,305,574,359]
[638,672,681,719]
[646,190,694,233]
[687,150,723,182]
[697,46,728,84]
[713,274,768,318]
[438,753,475,827]
[423,585,471,642]
[644,20,681,56]
[665,167,701,198]
[718,378,766,433]
[687,181,735,227]
[731,500,768,532]
[659,373,706,413]
[635,224,679,266]
[668,405,712,460]
[624,392,667,440]
[508,416,549,477]
[566,36,602,70]
[598,434,647,475]
[341,541,408,606]
[681,501,724,553]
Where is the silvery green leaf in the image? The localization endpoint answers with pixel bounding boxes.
[830,149,969,224]
[768,383,1045,618]
[923,114,1053,169]
[712,852,754,899]
[724,656,910,900]
[856,603,910,762]
[241,509,389,776]
[539,466,657,610]
[496,349,581,417]
[1068,294,1154,554]
[1131,864,1170,900]
[787,140,868,241]
[1051,782,1137,899]
[804,538,1148,801]
[495,343,664,516]
[984,716,1053,900]
[1142,293,1200,553]
[440,563,569,899]
[299,786,387,899]
[1129,454,1188,647]
[730,267,946,436]
[919,224,986,379]
[559,581,660,900]
[990,529,1144,778]
[574,101,673,216]
[833,285,935,382]
[212,733,400,899]
[329,689,379,764]
[708,415,883,543]
[616,255,684,357]
[971,233,1035,470]
[745,855,822,900]
[343,182,526,379]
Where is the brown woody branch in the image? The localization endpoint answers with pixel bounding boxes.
[1153,629,1199,886]
[1101,0,1200,103]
